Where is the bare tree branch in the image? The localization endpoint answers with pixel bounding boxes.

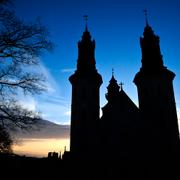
[0,2,53,96]
[0,9,53,65]
[0,0,54,151]
[0,99,41,130]
[0,62,46,95]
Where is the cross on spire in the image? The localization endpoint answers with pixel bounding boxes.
[112,68,114,76]
[143,9,149,26]
[119,82,124,90]
[83,15,88,31]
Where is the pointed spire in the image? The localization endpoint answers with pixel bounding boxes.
[112,68,114,76]
[142,10,155,37]
[140,11,164,71]
[143,9,149,26]
[76,15,96,73]
[106,71,120,101]
[83,15,88,31]
[109,68,117,84]
[81,15,91,42]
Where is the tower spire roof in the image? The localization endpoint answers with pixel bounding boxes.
[81,15,92,42]
[83,15,88,31]
[112,68,114,76]
[142,10,154,37]
[106,71,120,101]
[139,11,164,71]
[143,9,149,26]
[109,68,117,84]
[75,15,96,73]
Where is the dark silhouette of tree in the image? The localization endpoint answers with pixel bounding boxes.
[0,125,12,153]
[0,0,53,151]
[0,0,11,5]
[0,100,41,130]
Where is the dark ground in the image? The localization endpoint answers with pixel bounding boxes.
[0,153,179,180]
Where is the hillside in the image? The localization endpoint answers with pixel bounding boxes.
[10,119,70,139]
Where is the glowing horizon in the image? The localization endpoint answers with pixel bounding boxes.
[13,138,70,158]
[12,0,180,157]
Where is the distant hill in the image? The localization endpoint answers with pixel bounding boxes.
[10,119,70,139]
[9,118,180,140]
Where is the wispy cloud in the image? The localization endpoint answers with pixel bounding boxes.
[33,86,71,124]
[37,62,71,124]
[61,68,75,73]
[38,101,70,123]
[17,61,71,125]
[19,96,37,111]
[38,62,60,93]
[36,93,71,125]
[64,110,71,116]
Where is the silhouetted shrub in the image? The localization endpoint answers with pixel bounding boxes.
[0,125,12,153]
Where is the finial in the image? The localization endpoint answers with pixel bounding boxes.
[119,82,124,90]
[83,15,88,31]
[143,9,149,26]
[112,68,114,76]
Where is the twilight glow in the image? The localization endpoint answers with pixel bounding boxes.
[13,0,180,157]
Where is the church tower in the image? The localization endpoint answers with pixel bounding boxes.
[69,17,102,158]
[133,17,180,159]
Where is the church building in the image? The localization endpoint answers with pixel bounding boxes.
[69,15,180,169]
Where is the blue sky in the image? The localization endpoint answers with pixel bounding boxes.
[15,0,180,125]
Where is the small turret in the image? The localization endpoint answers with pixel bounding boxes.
[106,69,120,102]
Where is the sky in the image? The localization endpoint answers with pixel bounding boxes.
[14,0,180,125]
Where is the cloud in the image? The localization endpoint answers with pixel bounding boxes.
[35,92,71,125]
[39,94,69,108]
[38,62,60,93]
[35,62,71,124]
[64,110,71,116]
[61,68,75,73]
[16,61,71,125]
[19,96,37,111]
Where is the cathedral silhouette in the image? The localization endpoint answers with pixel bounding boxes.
[67,16,180,179]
